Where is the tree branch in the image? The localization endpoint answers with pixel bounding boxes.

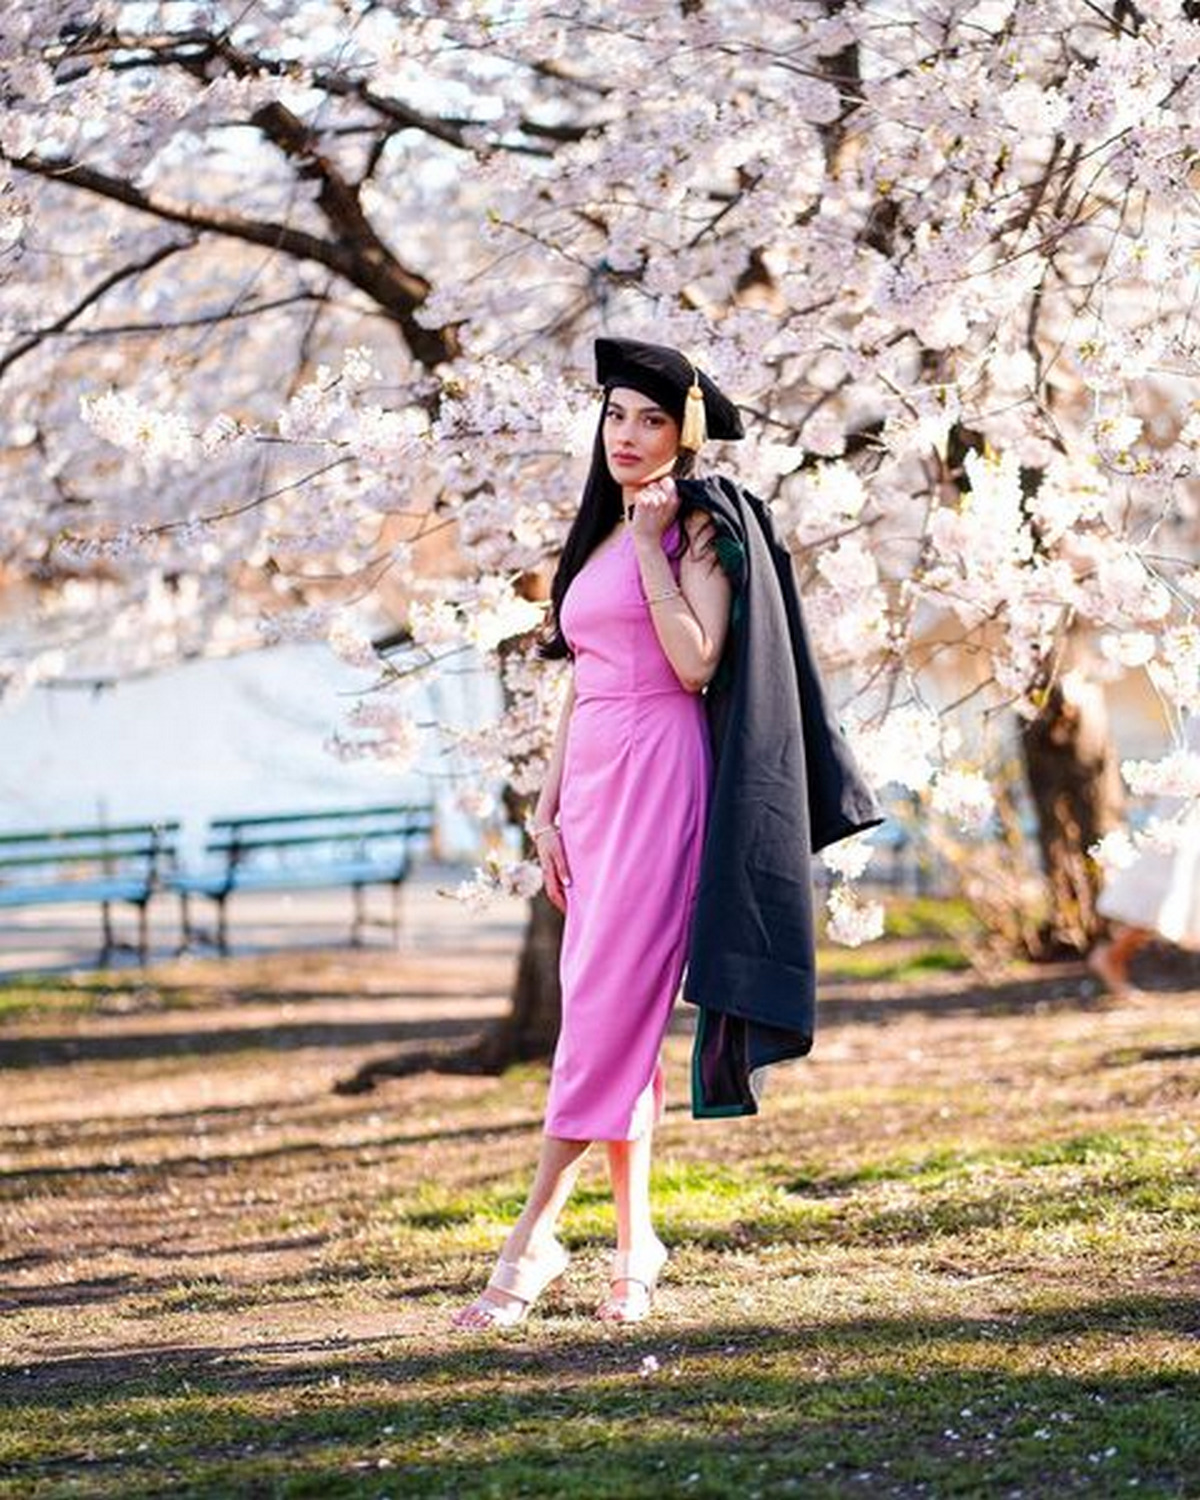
[10,153,341,269]
[8,291,329,346]
[53,27,587,154]
[8,152,456,366]
[0,237,193,381]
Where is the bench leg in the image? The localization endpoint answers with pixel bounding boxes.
[100,900,115,966]
[351,884,365,947]
[217,894,229,957]
[391,879,404,946]
[137,901,149,966]
[176,891,192,955]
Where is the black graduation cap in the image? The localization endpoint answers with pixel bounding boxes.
[594,336,744,450]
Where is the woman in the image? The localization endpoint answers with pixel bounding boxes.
[453,338,741,1330]
[453,337,881,1330]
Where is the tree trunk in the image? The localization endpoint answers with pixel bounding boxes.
[335,604,565,1092]
[333,889,562,1094]
[477,890,564,1069]
[1019,678,1124,957]
[476,580,566,1070]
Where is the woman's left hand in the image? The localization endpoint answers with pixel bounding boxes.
[627,476,679,542]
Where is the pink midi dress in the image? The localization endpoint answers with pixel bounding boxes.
[544,518,713,1141]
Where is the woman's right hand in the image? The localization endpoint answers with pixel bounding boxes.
[535,827,572,913]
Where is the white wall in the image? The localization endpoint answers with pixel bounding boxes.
[0,644,501,862]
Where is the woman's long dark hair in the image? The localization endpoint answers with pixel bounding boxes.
[539,391,700,660]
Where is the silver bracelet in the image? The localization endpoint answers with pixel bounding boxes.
[645,586,682,605]
[527,820,557,840]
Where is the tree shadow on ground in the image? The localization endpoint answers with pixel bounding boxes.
[812,968,1114,1024]
[0,1110,543,1200]
[0,977,502,1006]
[338,963,1149,1097]
[5,1294,1195,1403]
[2,1298,1195,1499]
[1126,945,1200,990]
[0,1014,490,1071]
[657,963,1174,1042]
[0,1232,334,1313]
[0,1096,366,1151]
[1099,1042,1200,1066]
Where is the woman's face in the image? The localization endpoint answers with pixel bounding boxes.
[602,386,680,486]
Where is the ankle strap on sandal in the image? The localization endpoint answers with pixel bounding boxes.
[487,1239,570,1301]
[611,1242,668,1288]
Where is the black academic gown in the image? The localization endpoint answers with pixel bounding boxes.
[676,474,885,1118]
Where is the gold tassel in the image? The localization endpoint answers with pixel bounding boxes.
[679,366,707,451]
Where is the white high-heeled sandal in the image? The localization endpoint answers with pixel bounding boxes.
[597,1238,669,1324]
[452,1238,571,1330]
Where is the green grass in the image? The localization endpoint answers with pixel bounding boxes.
[816,944,971,981]
[2,1302,1196,1497]
[0,976,202,1023]
[813,893,980,979]
[880,895,982,941]
[6,1123,1192,1496]
[0,981,111,1022]
[376,1127,1197,1261]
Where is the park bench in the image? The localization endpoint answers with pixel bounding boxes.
[0,821,180,963]
[170,802,435,955]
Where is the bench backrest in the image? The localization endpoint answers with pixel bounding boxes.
[204,803,435,868]
[0,822,181,886]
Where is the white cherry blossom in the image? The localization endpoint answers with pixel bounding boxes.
[1,0,1198,948]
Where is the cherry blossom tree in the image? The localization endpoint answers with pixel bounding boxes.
[3,1,1199,1063]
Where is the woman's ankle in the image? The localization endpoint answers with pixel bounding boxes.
[616,1224,659,1252]
[506,1221,560,1260]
